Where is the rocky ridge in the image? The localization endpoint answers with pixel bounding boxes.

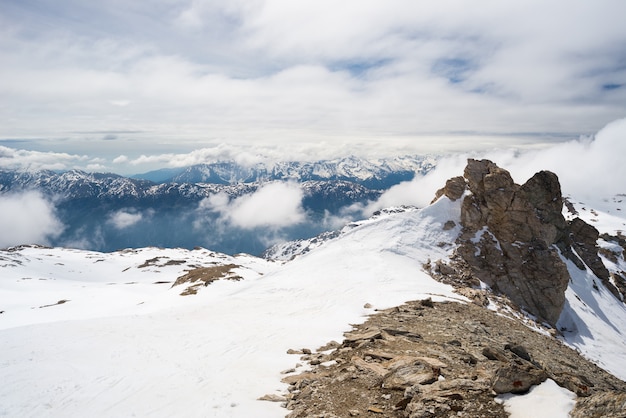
[273,159,626,417]
[431,159,624,325]
[278,300,626,417]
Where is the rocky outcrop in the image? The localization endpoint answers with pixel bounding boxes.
[429,159,626,326]
[281,301,626,417]
[450,159,571,326]
[569,218,620,298]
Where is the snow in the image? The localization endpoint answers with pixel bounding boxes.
[496,379,576,418]
[2,191,626,417]
[557,253,626,381]
[0,197,464,417]
[556,194,626,381]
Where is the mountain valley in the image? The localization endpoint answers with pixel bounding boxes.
[1,158,626,417]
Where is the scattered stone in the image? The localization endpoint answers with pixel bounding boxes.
[351,356,387,378]
[363,303,373,309]
[344,329,382,343]
[506,344,531,362]
[283,301,626,417]
[420,297,434,308]
[570,390,626,417]
[258,394,287,402]
[443,220,456,230]
[382,364,437,389]
[491,364,548,394]
[366,406,384,414]
[482,346,508,362]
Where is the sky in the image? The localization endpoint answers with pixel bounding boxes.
[1,0,625,174]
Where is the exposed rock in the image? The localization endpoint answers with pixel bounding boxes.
[382,364,437,390]
[482,346,508,362]
[284,301,626,418]
[570,391,626,418]
[569,217,620,298]
[491,363,547,394]
[258,393,287,402]
[433,176,467,203]
[455,159,571,325]
[506,344,531,362]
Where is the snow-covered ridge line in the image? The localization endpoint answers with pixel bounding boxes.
[133,155,437,187]
[0,197,462,417]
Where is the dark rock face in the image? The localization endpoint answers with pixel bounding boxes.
[569,218,620,298]
[454,159,571,326]
[432,176,467,202]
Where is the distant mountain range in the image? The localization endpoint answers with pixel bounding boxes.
[0,156,436,254]
[132,155,436,189]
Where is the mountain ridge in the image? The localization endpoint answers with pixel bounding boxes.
[131,155,436,189]
[1,158,626,417]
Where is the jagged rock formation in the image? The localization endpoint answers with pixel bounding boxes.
[271,159,626,417]
[439,159,571,326]
[280,301,626,417]
[432,159,623,326]
[600,232,626,300]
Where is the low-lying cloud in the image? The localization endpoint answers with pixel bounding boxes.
[0,191,64,248]
[367,118,626,212]
[107,210,144,229]
[200,182,306,229]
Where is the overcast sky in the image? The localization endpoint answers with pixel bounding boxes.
[1,0,625,173]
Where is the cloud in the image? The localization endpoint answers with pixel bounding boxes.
[0,191,64,248]
[367,118,626,212]
[113,155,129,164]
[107,210,143,229]
[200,182,305,229]
[0,146,89,171]
[1,0,625,164]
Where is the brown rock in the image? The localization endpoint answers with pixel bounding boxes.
[382,364,437,390]
[455,159,571,326]
[351,356,388,378]
[492,364,547,394]
[344,329,381,342]
[443,176,467,201]
[570,390,626,417]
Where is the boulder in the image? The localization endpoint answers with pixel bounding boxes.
[491,364,548,394]
[456,159,570,325]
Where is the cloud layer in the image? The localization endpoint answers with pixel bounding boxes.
[200,182,305,229]
[0,192,64,248]
[1,0,625,168]
[368,117,626,212]
[107,210,144,230]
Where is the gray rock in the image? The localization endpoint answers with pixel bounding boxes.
[492,364,547,394]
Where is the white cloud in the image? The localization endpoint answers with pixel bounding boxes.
[0,0,624,162]
[113,155,129,164]
[107,210,143,229]
[367,118,626,212]
[0,192,64,248]
[0,146,89,171]
[200,182,305,229]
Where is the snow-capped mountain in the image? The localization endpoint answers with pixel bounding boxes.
[2,159,626,417]
[133,155,437,189]
[0,168,384,254]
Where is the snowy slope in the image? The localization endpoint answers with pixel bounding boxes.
[0,197,464,418]
[557,195,626,381]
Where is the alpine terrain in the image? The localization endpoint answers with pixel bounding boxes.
[1,159,626,417]
[0,155,434,254]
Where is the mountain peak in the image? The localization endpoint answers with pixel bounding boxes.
[429,158,625,326]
